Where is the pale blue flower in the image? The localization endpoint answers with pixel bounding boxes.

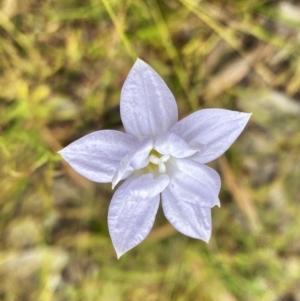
[58,59,251,258]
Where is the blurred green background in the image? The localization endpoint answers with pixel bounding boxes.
[1,0,300,300]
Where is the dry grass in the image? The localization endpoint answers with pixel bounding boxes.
[1,0,300,300]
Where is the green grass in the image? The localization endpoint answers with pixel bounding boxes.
[1,0,300,300]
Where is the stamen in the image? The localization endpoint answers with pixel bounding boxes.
[158,162,166,173]
[160,155,170,162]
[148,152,170,173]
[149,155,160,164]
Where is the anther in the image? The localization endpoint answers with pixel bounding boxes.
[149,155,160,164]
[148,153,170,173]
[160,155,170,162]
[158,162,166,173]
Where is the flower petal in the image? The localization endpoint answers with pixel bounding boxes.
[121,58,178,140]
[111,137,153,189]
[108,174,170,258]
[170,109,251,163]
[167,158,221,207]
[58,130,138,183]
[154,132,198,158]
[162,189,212,242]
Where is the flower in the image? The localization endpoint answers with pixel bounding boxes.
[58,58,251,258]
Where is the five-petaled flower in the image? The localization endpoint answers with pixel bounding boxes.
[58,59,251,258]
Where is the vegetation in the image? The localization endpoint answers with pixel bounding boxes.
[1,0,300,300]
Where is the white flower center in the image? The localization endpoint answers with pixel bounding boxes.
[149,153,170,173]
